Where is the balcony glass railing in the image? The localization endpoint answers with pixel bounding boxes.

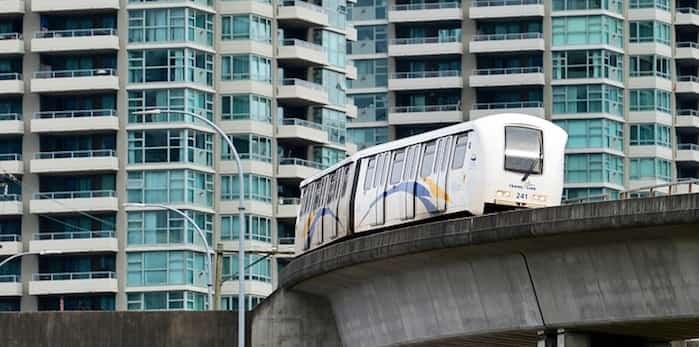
[33,271,116,281]
[34,230,115,240]
[472,66,543,75]
[0,234,20,242]
[677,7,698,14]
[677,109,698,116]
[34,109,117,119]
[629,0,668,9]
[279,157,327,169]
[677,41,698,49]
[391,70,461,79]
[279,197,300,205]
[33,190,116,200]
[278,0,327,14]
[472,0,540,5]
[280,78,325,91]
[34,149,116,160]
[34,68,116,79]
[0,113,20,121]
[280,118,324,130]
[392,1,461,10]
[0,194,20,202]
[678,143,699,151]
[0,153,21,161]
[0,33,22,40]
[0,73,21,80]
[280,39,324,51]
[349,5,387,20]
[472,101,543,109]
[34,28,117,39]
[392,104,460,113]
[129,0,214,6]
[391,36,461,45]
[0,275,19,283]
[678,75,698,82]
[349,39,387,55]
[472,32,543,41]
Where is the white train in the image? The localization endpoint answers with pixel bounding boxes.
[295,113,568,254]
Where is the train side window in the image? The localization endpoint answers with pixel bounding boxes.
[339,166,349,198]
[403,147,415,181]
[374,154,385,188]
[434,139,445,173]
[364,158,376,191]
[326,173,336,204]
[336,168,346,199]
[451,134,469,169]
[390,150,405,184]
[420,142,436,177]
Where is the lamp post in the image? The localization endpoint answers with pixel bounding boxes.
[124,202,214,310]
[134,109,246,346]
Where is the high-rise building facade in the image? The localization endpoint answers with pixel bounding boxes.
[0,0,355,311]
[348,0,699,201]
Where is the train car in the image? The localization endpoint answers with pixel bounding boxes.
[295,113,567,254]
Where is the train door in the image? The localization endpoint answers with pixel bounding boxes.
[402,144,419,220]
[418,140,438,215]
[373,152,390,226]
[386,149,406,224]
[321,171,337,242]
[359,157,377,229]
[436,136,453,211]
[314,176,329,247]
[448,133,469,210]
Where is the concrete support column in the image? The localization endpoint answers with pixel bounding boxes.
[538,330,590,347]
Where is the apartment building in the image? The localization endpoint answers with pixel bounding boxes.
[0,0,355,311]
[348,0,699,200]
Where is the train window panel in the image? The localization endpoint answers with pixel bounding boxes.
[364,158,376,190]
[374,154,385,188]
[504,126,543,174]
[420,142,437,177]
[390,150,405,184]
[404,146,417,181]
[441,137,452,172]
[338,166,349,198]
[452,135,468,169]
[326,173,336,203]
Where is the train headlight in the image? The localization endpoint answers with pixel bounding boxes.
[532,194,547,202]
[496,190,512,198]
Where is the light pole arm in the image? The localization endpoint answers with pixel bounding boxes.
[0,252,30,268]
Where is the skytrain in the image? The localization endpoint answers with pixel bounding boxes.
[295,113,568,254]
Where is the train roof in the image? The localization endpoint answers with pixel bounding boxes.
[300,113,561,187]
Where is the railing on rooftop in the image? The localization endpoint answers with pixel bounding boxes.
[619,179,699,199]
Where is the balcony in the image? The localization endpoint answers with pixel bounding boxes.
[0,153,22,174]
[277,158,325,180]
[677,144,699,162]
[277,79,328,105]
[277,118,329,144]
[389,36,462,56]
[677,110,699,128]
[29,271,118,296]
[277,0,329,27]
[0,113,22,134]
[31,109,118,133]
[0,0,24,13]
[29,231,118,253]
[470,101,544,119]
[30,190,118,214]
[469,33,544,53]
[676,7,699,26]
[31,69,119,93]
[388,1,462,23]
[389,104,462,125]
[277,39,327,66]
[0,33,24,54]
[220,0,274,17]
[676,42,699,60]
[345,64,357,80]
[469,67,544,87]
[0,235,21,255]
[31,150,118,174]
[388,70,462,91]
[277,198,300,219]
[32,29,119,53]
[0,275,22,296]
[0,195,22,215]
[0,73,23,94]
[676,76,699,94]
[31,0,119,12]
[628,72,672,90]
[470,0,543,18]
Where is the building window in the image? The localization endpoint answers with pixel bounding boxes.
[313,68,346,107]
[128,8,213,46]
[565,153,624,186]
[552,16,623,48]
[313,146,345,167]
[127,291,206,311]
[220,214,272,242]
[553,0,623,12]
[352,93,387,122]
[629,0,668,10]
[128,129,213,166]
[220,94,272,122]
[313,29,346,68]
[349,127,389,150]
[629,21,670,45]
[221,174,272,202]
[629,89,671,113]
[222,254,272,282]
[221,54,272,82]
[127,170,214,207]
[128,88,214,123]
[220,295,265,311]
[629,124,671,147]
[38,295,115,311]
[630,158,671,181]
[127,210,213,246]
[564,187,619,201]
[554,119,623,151]
[552,84,623,116]
[128,48,214,86]
[127,251,207,287]
[348,59,387,89]
[223,134,272,162]
[313,107,347,144]
[552,50,623,82]
[629,55,670,78]
[350,25,387,55]
[221,14,272,42]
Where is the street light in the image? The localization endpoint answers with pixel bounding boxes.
[134,108,247,347]
[124,202,215,310]
[0,249,63,268]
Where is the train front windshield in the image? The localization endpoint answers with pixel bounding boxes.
[504,126,543,174]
